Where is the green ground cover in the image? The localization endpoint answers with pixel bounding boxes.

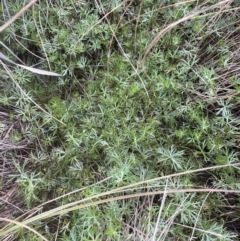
[0,0,240,240]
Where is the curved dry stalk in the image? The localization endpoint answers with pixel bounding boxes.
[140,0,232,66]
[0,0,38,33]
[0,217,48,241]
[1,163,239,237]
[3,187,240,234]
[13,163,240,221]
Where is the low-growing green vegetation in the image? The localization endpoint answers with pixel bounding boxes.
[0,0,240,240]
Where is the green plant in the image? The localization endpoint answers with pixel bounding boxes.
[0,0,240,240]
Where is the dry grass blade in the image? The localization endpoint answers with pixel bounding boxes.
[1,188,239,238]
[0,108,29,232]
[173,222,226,239]
[0,46,61,76]
[1,163,239,236]
[17,64,62,76]
[189,193,211,241]
[73,0,129,49]
[0,217,49,241]
[0,60,65,125]
[157,194,191,241]
[14,163,240,221]
[0,0,38,33]
[0,0,239,239]
[140,0,232,66]
[0,1,62,76]
[97,0,149,98]
[17,189,240,226]
[151,178,169,241]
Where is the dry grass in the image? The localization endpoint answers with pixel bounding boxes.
[0,0,240,240]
